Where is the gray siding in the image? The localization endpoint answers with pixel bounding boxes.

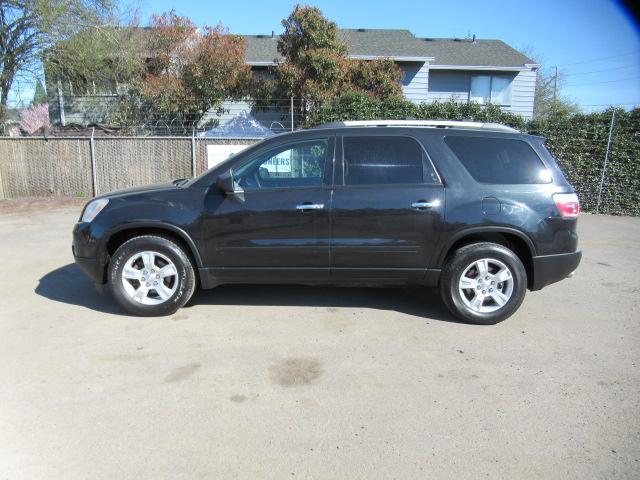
[62,96,119,125]
[505,68,537,120]
[48,92,118,126]
[47,64,537,127]
[400,61,429,103]
[47,79,119,126]
[47,89,62,125]
[425,68,537,120]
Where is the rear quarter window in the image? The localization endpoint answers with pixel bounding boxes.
[444,136,551,184]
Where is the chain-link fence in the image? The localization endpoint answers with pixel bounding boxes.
[46,98,308,137]
[0,136,260,198]
[525,110,640,216]
[0,137,92,197]
[0,113,638,216]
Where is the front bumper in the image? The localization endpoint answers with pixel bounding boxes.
[73,222,106,284]
[73,253,105,284]
[531,248,582,291]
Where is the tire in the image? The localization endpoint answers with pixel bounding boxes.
[439,242,527,325]
[109,235,196,316]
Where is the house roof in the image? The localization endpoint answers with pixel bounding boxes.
[243,29,534,68]
[417,37,534,67]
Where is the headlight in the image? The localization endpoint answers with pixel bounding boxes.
[81,198,109,223]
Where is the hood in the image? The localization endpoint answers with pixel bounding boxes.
[96,182,181,200]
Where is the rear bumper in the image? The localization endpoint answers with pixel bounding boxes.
[531,249,582,291]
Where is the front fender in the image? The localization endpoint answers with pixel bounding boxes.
[98,220,204,268]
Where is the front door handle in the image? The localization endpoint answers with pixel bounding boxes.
[411,200,440,210]
[296,203,324,211]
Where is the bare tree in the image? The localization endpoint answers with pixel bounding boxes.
[0,0,116,119]
[518,44,579,118]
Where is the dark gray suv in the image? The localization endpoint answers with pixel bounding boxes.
[73,120,581,324]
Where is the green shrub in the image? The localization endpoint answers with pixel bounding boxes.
[416,100,527,130]
[527,108,639,216]
[311,96,639,215]
[310,91,417,125]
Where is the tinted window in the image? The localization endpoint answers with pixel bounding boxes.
[343,136,436,185]
[233,139,328,190]
[445,136,550,184]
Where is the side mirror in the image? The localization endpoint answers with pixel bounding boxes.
[215,171,236,193]
[215,170,245,202]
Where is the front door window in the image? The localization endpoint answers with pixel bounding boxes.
[233,139,329,190]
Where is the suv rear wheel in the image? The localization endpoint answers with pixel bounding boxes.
[109,235,196,316]
[440,242,527,324]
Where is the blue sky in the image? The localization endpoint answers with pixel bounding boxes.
[131,0,640,110]
[12,0,640,110]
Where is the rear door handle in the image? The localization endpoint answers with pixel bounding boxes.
[296,203,324,211]
[411,200,440,210]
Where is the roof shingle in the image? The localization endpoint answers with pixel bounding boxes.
[243,29,534,67]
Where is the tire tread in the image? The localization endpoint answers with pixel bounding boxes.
[109,235,196,317]
[439,242,527,325]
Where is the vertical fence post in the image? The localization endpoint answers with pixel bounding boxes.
[552,66,558,111]
[191,129,197,177]
[57,80,66,127]
[596,110,616,214]
[89,128,98,197]
[291,96,294,132]
[0,153,4,200]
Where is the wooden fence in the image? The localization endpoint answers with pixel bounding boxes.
[0,136,261,199]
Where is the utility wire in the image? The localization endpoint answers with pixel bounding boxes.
[565,75,640,87]
[559,50,640,67]
[566,64,639,76]
[576,102,639,106]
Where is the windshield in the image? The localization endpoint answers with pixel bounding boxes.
[183,139,269,187]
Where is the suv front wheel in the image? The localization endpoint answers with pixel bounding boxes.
[109,235,196,316]
[440,242,527,324]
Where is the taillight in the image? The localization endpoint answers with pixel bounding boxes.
[553,193,580,218]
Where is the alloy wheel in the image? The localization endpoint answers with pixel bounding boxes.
[458,258,514,313]
[120,251,178,305]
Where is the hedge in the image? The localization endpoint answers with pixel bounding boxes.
[310,93,639,216]
[527,109,639,216]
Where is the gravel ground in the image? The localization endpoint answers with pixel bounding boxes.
[0,204,638,479]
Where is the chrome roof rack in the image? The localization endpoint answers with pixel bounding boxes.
[317,119,520,133]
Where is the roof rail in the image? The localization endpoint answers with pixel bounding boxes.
[317,119,520,133]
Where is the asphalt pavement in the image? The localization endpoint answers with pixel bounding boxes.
[0,205,638,479]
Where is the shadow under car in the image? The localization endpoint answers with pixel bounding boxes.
[36,263,460,322]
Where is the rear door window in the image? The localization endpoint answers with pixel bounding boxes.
[342,136,438,185]
[444,136,551,184]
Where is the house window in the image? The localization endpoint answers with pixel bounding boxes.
[470,75,511,105]
[251,67,274,81]
[470,75,491,103]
